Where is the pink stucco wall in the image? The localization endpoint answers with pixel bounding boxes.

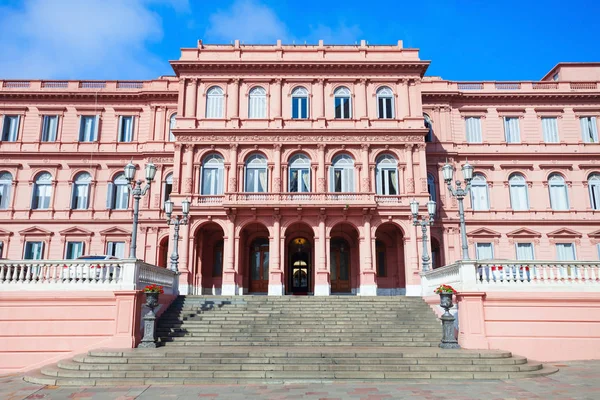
[0,291,176,375]
[455,292,600,362]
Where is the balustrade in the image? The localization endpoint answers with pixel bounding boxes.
[0,259,177,293]
[421,260,600,294]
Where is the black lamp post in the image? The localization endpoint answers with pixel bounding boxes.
[442,161,474,260]
[124,161,156,259]
[164,198,190,273]
[410,198,436,272]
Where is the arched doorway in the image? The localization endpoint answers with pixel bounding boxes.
[285,222,315,295]
[240,222,270,293]
[330,222,359,294]
[157,236,169,268]
[431,237,442,270]
[195,222,225,295]
[374,223,406,294]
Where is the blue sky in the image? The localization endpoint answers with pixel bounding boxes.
[1,0,599,81]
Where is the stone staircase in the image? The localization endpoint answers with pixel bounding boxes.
[25,296,557,385]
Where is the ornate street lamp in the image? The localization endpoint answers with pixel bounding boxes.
[442,161,473,260]
[165,198,190,273]
[410,198,436,271]
[124,161,156,259]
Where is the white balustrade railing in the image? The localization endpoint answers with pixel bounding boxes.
[223,192,375,204]
[0,259,178,293]
[421,260,600,294]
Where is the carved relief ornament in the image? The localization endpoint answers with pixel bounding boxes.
[177,134,424,143]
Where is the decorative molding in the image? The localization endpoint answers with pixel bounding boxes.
[178,134,424,143]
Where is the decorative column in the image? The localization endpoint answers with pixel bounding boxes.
[315,209,330,296]
[360,212,377,296]
[178,222,191,294]
[222,212,238,295]
[405,144,415,193]
[268,213,283,295]
[358,78,369,127]
[273,144,282,192]
[229,78,240,128]
[409,79,423,118]
[397,79,410,119]
[417,143,428,194]
[177,79,186,118]
[271,79,283,128]
[182,144,194,195]
[228,144,238,193]
[361,144,370,193]
[185,78,198,118]
[173,144,183,195]
[317,144,326,192]
[315,79,326,128]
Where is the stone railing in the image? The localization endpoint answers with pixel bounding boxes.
[421,260,600,294]
[433,81,600,93]
[223,192,376,205]
[0,80,152,91]
[0,259,178,293]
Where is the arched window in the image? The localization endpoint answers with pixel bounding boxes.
[424,113,433,142]
[0,172,12,209]
[375,154,398,195]
[201,154,225,195]
[248,86,267,119]
[509,173,529,211]
[169,113,177,142]
[245,154,267,192]
[548,173,569,210]
[291,87,309,119]
[163,173,173,206]
[31,172,52,210]
[470,174,489,211]
[334,87,351,119]
[71,172,92,210]
[206,86,224,119]
[330,154,354,192]
[427,173,437,202]
[589,174,600,210]
[289,154,311,192]
[377,87,394,119]
[107,173,129,210]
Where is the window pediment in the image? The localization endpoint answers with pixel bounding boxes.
[59,227,94,237]
[19,226,53,236]
[467,228,501,238]
[506,228,541,238]
[99,227,131,237]
[547,228,582,238]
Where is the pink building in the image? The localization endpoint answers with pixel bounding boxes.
[1,40,599,297]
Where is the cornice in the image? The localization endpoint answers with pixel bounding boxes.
[422,91,600,101]
[0,91,178,101]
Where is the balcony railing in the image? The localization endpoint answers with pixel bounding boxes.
[192,193,409,206]
[421,260,600,294]
[0,259,178,293]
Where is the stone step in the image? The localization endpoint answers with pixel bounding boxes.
[156,331,440,338]
[156,327,441,333]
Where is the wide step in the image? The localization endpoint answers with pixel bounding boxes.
[25,295,557,385]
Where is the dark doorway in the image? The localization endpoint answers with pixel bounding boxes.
[289,237,310,294]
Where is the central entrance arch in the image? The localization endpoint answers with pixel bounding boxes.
[330,222,359,294]
[285,222,315,295]
[240,222,270,294]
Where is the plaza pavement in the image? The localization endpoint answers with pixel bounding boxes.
[2,360,599,400]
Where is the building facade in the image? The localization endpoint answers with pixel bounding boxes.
[0,41,599,296]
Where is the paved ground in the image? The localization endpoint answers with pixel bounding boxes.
[2,360,599,400]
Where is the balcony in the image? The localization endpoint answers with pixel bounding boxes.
[192,193,410,208]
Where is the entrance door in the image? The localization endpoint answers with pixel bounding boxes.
[289,237,310,294]
[330,238,351,293]
[249,238,269,293]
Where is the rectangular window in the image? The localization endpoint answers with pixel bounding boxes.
[41,115,59,142]
[542,117,559,143]
[65,241,84,259]
[292,97,308,119]
[33,184,52,210]
[465,117,482,143]
[378,97,393,119]
[79,115,98,142]
[504,117,521,143]
[334,97,351,119]
[118,116,134,142]
[580,116,599,143]
[1,115,20,142]
[24,241,44,260]
[515,243,534,260]
[475,243,494,260]
[107,241,125,258]
[0,241,4,258]
[556,243,576,261]
[72,184,89,210]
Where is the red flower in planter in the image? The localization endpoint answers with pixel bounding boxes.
[434,284,456,294]
[143,284,164,294]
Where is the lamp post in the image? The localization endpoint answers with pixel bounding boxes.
[124,161,156,259]
[442,161,474,260]
[410,199,436,272]
[164,198,190,273]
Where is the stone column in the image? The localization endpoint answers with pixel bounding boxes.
[185,79,198,118]
[182,144,194,195]
[405,144,415,193]
[317,144,326,192]
[315,210,330,296]
[315,79,326,128]
[417,143,428,195]
[228,144,238,193]
[268,213,283,295]
[177,79,186,117]
[360,213,377,295]
[358,78,369,127]
[361,144,370,193]
[178,222,191,294]
[397,79,409,119]
[229,78,240,127]
[271,79,283,127]
[173,144,183,195]
[273,144,282,192]
[409,80,423,118]
[222,213,238,295]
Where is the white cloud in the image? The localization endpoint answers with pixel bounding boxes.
[0,0,188,79]
[205,0,288,44]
